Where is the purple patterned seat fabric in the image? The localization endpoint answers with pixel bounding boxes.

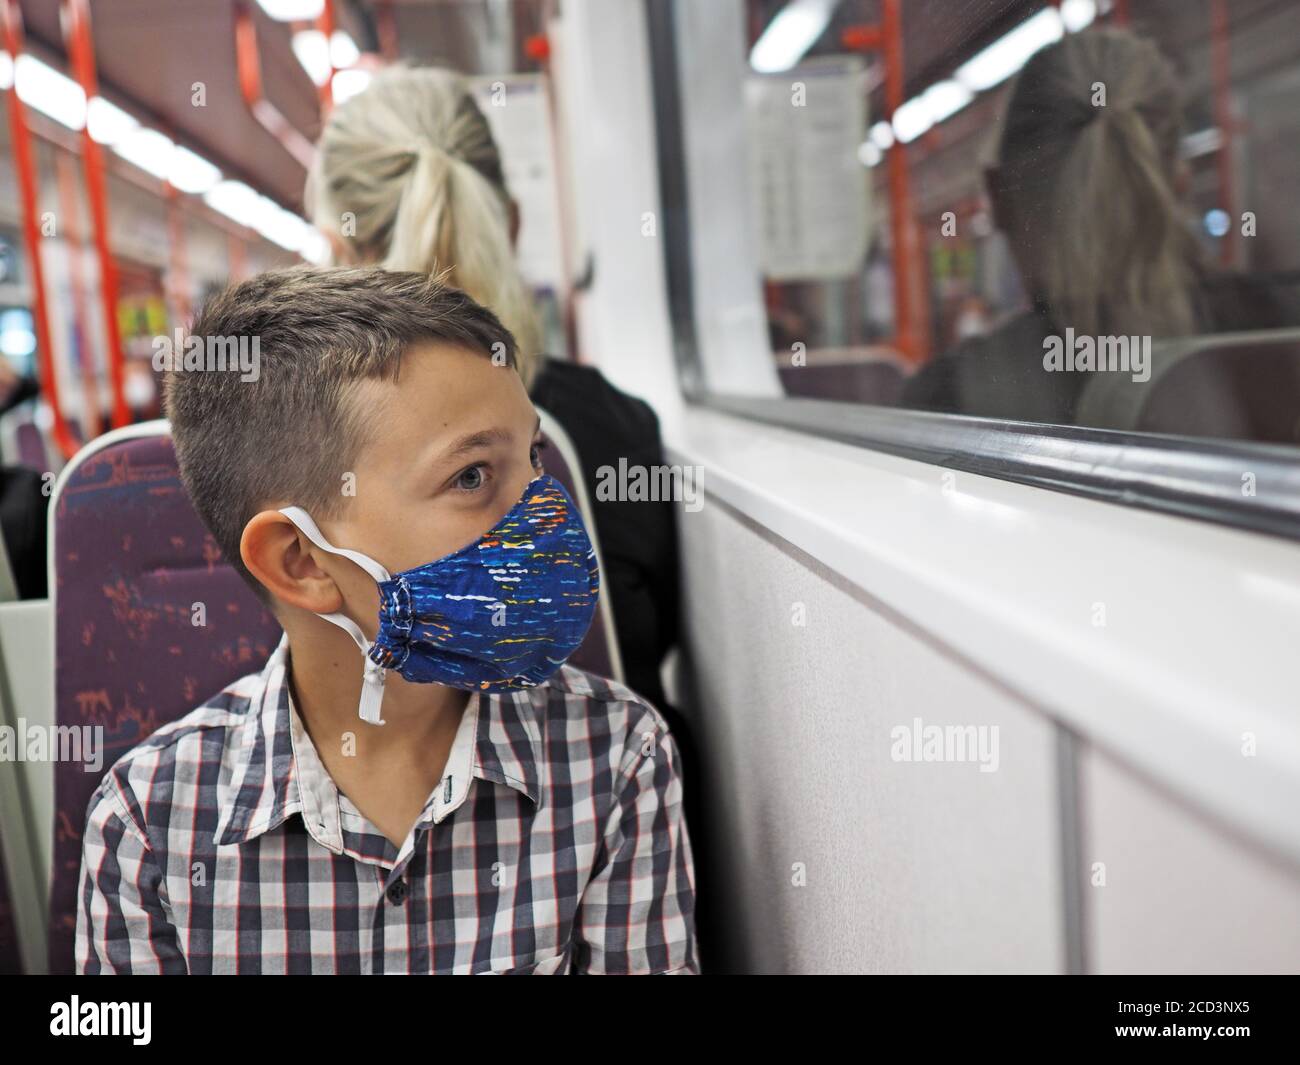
[48,431,281,973]
[14,421,48,470]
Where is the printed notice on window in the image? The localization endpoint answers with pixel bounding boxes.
[745,56,870,281]
[471,75,564,291]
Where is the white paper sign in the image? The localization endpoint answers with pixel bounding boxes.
[745,56,870,281]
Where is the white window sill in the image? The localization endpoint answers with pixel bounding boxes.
[667,406,1300,867]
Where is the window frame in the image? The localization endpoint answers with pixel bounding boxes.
[645,0,1300,544]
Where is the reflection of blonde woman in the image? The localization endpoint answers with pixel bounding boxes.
[306,66,683,724]
[905,28,1300,423]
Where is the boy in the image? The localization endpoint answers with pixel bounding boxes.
[75,268,698,974]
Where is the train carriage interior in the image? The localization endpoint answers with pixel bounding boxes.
[0,0,1297,993]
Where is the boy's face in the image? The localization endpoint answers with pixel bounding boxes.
[305,342,543,634]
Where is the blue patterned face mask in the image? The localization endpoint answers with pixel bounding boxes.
[279,475,600,725]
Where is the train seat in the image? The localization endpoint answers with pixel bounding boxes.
[1075,328,1300,443]
[13,420,51,472]
[46,421,282,973]
[777,348,906,406]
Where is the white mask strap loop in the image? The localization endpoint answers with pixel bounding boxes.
[279,506,392,583]
[278,505,390,725]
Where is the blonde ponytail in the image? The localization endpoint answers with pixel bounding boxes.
[308,68,543,385]
[997,29,1201,339]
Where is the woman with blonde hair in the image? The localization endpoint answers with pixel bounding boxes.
[307,65,683,729]
[904,28,1299,423]
[308,67,542,380]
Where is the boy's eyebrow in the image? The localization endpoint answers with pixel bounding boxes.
[442,428,509,461]
[439,415,542,464]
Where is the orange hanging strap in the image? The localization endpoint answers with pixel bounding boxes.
[62,0,131,429]
[2,0,81,459]
[54,147,101,441]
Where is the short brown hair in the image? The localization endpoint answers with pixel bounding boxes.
[165,266,517,599]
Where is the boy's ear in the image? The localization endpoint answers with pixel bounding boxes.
[241,510,345,615]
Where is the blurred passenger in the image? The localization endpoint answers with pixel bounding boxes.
[0,358,47,599]
[0,359,39,413]
[904,29,1300,424]
[307,66,685,737]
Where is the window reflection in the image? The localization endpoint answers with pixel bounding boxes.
[745,0,1300,445]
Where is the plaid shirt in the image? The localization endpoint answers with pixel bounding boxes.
[75,635,698,974]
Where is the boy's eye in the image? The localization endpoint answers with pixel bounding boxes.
[456,464,487,491]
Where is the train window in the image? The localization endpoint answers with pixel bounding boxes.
[650,0,1300,534]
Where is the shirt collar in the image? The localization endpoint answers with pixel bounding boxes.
[214,635,542,848]
[474,686,542,806]
[212,636,299,847]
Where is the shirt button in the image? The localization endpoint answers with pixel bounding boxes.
[386,879,408,906]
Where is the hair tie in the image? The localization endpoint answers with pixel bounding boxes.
[409,141,449,164]
[1090,101,1138,125]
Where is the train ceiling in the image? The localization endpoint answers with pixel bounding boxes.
[13,0,1280,215]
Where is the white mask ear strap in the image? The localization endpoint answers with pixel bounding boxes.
[279,506,392,582]
[279,506,392,725]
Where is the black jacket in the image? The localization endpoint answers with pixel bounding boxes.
[0,373,48,599]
